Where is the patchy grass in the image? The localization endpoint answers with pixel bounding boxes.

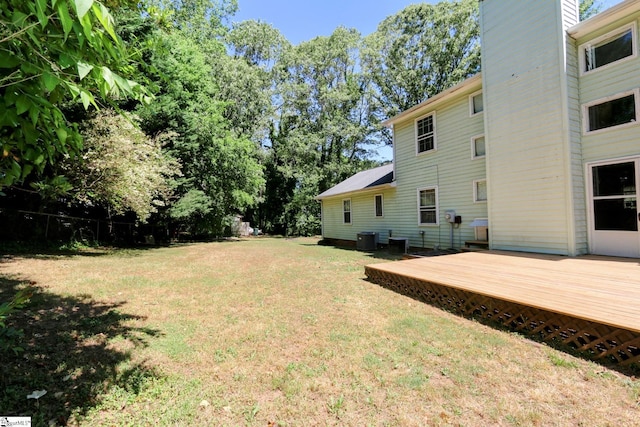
[1,237,639,426]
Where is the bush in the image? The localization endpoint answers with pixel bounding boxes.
[0,288,33,354]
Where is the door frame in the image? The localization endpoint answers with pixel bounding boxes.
[586,155,640,257]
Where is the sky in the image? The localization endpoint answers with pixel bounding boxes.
[231,0,438,45]
[231,0,625,46]
[231,0,624,160]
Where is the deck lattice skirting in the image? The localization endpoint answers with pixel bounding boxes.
[365,266,640,366]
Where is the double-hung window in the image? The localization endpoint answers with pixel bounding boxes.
[417,187,438,225]
[474,179,487,203]
[583,89,639,134]
[374,194,383,217]
[580,23,636,74]
[469,90,484,116]
[415,113,436,154]
[343,199,352,224]
[471,134,486,159]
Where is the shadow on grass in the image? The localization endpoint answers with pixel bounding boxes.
[305,241,406,262]
[0,275,162,426]
[0,238,252,263]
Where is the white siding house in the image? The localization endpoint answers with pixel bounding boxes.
[317,0,640,258]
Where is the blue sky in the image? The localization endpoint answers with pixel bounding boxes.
[232,0,624,46]
[231,0,437,45]
[231,0,623,160]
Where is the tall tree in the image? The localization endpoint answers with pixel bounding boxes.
[361,0,480,129]
[0,0,146,188]
[134,25,264,236]
[262,27,378,235]
[214,20,289,142]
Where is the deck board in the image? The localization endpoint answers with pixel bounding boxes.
[366,251,640,333]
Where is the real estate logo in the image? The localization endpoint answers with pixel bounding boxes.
[0,417,31,427]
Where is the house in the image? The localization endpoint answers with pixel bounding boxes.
[316,0,640,258]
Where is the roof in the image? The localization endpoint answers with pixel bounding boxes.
[382,74,483,127]
[568,0,640,39]
[315,163,395,200]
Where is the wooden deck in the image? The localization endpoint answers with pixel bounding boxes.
[365,251,640,365]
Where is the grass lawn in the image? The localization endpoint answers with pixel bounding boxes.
[1,237,638,426]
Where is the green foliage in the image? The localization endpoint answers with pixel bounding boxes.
[0,0,147,188]
[216,20,289,141]
[59,109,180,221]
[143,0,237,42]
[579,0,602,21]
[261,27,379,235]
[0,287,32,354]
[227,19,289,67]
[136,30,264,236]
[362,0,481,123]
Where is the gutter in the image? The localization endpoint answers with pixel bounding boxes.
[314,182,397,201]
[382,74,483,127]
[568,0,640,39]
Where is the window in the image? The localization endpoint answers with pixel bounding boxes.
[417,187,438,225]
[583,89,639,133]
[580,23,636,74]
[415,113,436,154]
[471,135,486,159]
[469,91,483,116]
[374,194,383,217]
[474,180,487,203]
[343,199,351,224]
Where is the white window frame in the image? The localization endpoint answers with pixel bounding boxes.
[415,112,437,155]
[417,186,439,226]
[473,179,488,203]
[579,22,637,76]
[469,90,484,116]
[582,88,640,135]
[342,198,352,225]
[471,134,486,159]
[374,194,384,218]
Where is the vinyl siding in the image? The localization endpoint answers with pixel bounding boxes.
[577,14,640,163]
[481,0,579,255]
[388,83,486,249]
[320,188,398,243]
[321,82,486,250]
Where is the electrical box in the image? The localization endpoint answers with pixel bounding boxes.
[444,210,456,223]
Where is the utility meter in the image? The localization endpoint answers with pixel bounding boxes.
[444,210,456,223]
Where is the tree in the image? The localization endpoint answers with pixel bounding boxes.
[217,20,289,141]
[143,0,237,43]
[261,27,379,235]
[136,29,264,236]
[57,109,180,222]
[0,0,147,188]
[579,0,602,21]
[362,0,480,130]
